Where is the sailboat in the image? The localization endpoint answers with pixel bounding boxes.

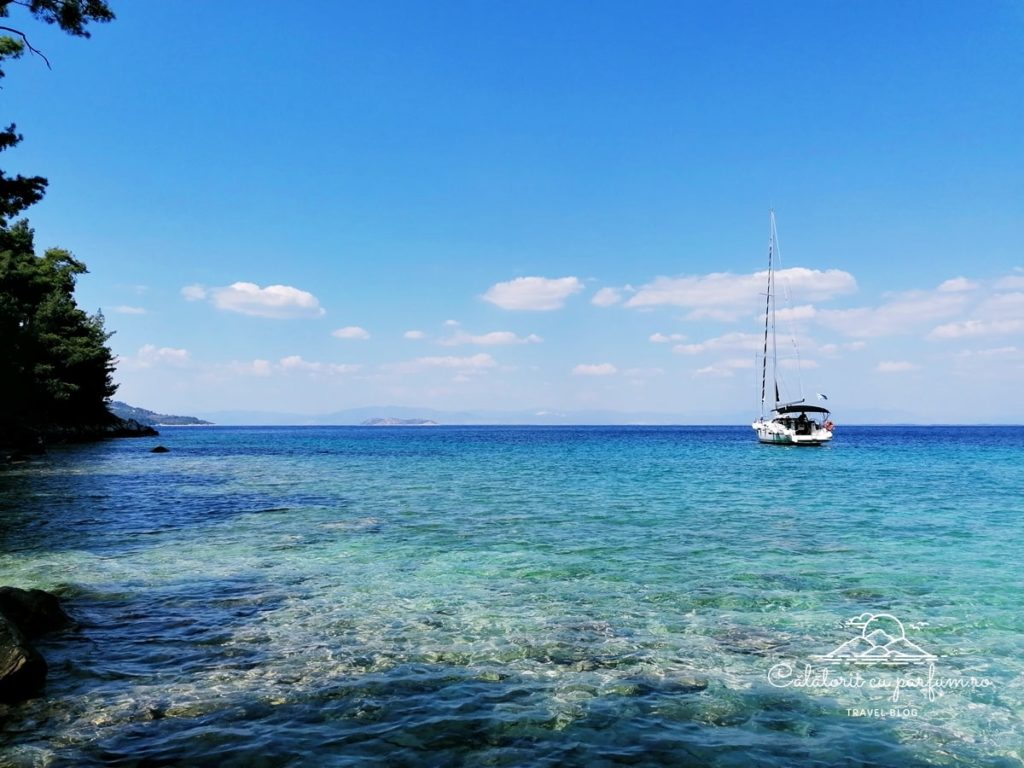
[751,212,835,446]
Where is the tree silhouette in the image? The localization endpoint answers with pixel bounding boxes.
[1,0,116,444]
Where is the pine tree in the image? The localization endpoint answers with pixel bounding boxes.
[1,1,116,444]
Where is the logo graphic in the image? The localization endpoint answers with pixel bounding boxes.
[767,610,994,715]
[814,612,936,665]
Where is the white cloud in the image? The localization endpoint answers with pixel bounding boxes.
[694,365,732,378]
[591,287,622,307]
[112,305,147,315]
[650,332,685,343]
[444,319,460,327]
[955,346,1018,358]
[392,353,498,374]
[181,284,207,301]
[995,275,1024,291]
[775,304,818,322]
[440,330,542,347]
[404,330,426,340]
[694,358,753,377]
[876,360,919,373]
[223,357,358,377]
[194,282,325,319]
[928,319,1024,340]
[332,326,371,340]
[685,308,745,322]
[483,276,583,310]
[422,353,497,368]
[250,359,273,377]
[673,332,761,355]
[280,355,318,372]
[279,355,361,375]
[817,291,965,338]
[976,291,1024,319]
[136,344,190,367]
[623,367,664,378]
[626,268,856,310]
[224,359,274,377]
[938,277,978,292]
[818,341,867,356]
[572,363,617,376]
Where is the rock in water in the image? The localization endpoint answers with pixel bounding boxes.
[150,445,170,453]
[0,587,73,637]
[0,614,47,703]
[0,588,73,703]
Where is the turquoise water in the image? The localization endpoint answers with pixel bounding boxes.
[1,426,1022,766]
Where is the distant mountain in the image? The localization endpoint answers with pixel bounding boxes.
[361,418,439,426]
[196,406,724,426]
[108,401,212,427]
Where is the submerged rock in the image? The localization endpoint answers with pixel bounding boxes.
[0,614,47,703]
[150,445,170,453]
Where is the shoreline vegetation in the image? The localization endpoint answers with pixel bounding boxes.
[1,415,158,463]
[0,1,126,462]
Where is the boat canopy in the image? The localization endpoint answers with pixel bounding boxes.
[774,404,830,415]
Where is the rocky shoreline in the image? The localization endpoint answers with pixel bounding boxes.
[2,417,158,464]
[0,588,73,703]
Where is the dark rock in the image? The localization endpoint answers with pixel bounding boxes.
[0,614,47,703]
[150,445,170,453]
[2,435,46,462]
[32,417,159,444]
[0,587,73,638]
[106,418,159,438]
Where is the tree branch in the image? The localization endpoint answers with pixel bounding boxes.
[0,25,52,69]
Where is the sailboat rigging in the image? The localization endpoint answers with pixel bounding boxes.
[751,211,835,446]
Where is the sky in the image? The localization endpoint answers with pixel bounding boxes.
[4,1,1023,423]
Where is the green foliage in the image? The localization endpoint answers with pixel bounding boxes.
[0,0,115,79]
[0,0,116,442]
[3,0,115,37]
[0,223,118,437]
[0,126,47,227]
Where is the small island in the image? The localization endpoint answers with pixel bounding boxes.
[361,418,439,426]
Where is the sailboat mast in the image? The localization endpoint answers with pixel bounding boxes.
[759,212,773,416]
[770,211,779,407]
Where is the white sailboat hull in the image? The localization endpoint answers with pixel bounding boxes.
[752,419,833,446]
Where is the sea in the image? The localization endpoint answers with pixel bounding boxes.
[1,425,1022,767]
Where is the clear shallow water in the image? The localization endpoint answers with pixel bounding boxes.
[0,425,1022,767]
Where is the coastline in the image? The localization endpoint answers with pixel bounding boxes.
[2,418,158,463]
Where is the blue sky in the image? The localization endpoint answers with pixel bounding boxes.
[5,1,1023,422]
